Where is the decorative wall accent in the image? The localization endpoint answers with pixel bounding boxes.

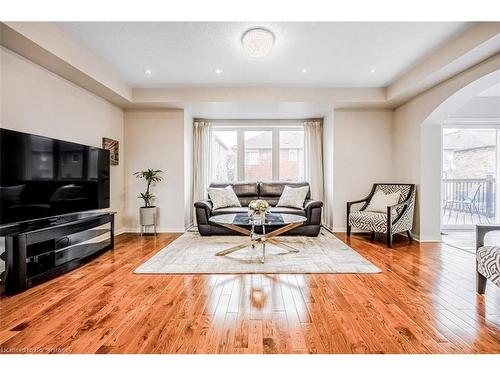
[102,137,119,165]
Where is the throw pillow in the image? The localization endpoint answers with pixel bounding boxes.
[207,185,242,210]
[366,190,401,213]
[276,185,309,209]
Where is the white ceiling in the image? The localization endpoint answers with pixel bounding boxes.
[184,102,333,119]
[478,82,500,97]
[57,22,469,88]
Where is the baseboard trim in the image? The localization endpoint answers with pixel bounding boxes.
[121,227,186,233]
[326,226,435,243]
[115,228,127,236]
[417,236,441,243]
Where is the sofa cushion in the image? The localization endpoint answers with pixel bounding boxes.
[259,181,311,199]
[211,207,248,215]
[477,246,500,287]
[238,196,260,207]
[269,206,306,216]
[349,211,388,233]
[366,190,401,213]
[207,185,241,210]
[209,182,258,197]
[260,198,279,206]
[277,185,309,209]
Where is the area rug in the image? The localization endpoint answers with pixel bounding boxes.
[134,230,381,274]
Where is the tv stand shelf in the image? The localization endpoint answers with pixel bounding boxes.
[1,212,115,294]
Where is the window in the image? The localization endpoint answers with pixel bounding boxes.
[211,131,237,182]
[442,128,498,227]
[280,130,304,181]
[244,131,272,180]
[245,151,259,165]
[210,123,304,182]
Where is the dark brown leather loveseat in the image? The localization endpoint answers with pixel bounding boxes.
[194,181,323,236]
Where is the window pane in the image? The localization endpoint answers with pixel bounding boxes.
[280,130,304,181]
[244,131,272,180]
[442,128,497,226]
[211,131,237,182]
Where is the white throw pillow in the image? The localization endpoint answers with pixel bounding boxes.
[276,185,309,209]
[207,185,242,210]
[366,190,401,213]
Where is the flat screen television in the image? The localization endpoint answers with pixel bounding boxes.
[0,128,110,226]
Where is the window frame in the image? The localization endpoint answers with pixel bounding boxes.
[210,122,304,182]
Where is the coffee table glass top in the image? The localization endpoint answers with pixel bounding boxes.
[209,213,306,226]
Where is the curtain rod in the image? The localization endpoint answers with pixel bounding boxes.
[193,118,323,122]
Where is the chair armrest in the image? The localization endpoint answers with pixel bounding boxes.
[304,199,323,210]
[347,197,370,206]
[194,200,213,212]
[389,201,409,210]
[347,197,371,216]
[387,193,415,224]
[476,224,500,249]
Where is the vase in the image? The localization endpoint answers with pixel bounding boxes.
[139,206,157,226]
[252,211,266,224]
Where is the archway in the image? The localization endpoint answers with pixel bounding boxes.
[420,69,500,241]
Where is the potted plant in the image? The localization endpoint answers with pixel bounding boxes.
[134,169,163,229]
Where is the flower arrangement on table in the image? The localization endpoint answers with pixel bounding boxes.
[248,199,269,217]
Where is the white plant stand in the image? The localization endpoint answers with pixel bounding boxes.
[139,206,157,236]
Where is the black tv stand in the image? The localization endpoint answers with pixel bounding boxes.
[0,212,115,294]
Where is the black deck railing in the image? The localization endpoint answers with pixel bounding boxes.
[442,176,495,217]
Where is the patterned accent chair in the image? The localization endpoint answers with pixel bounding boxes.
[347,183,416,247]
[476,224,500,294]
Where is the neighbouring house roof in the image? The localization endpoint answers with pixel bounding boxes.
[244,131,303,149]
[212,133,230,151]
[443,129,496,151]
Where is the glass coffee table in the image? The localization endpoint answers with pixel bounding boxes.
[209,213,307,263]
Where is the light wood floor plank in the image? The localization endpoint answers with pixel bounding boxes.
[0,231,499,354]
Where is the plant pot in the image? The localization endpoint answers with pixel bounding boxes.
[139,206,157,226]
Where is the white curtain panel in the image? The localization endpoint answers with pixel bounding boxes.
[304,120,324,205]
[192,121,212,222]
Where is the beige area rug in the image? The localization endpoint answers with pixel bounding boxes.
[134,230,381,274]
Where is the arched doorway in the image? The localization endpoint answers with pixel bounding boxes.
[420,69,500,243]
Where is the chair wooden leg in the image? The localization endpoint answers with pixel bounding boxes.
[477,271,487,294]
[347,225,351,237]
[387,233,393,248]
[406,230,412,241]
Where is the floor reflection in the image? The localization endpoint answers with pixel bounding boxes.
[203,274,310,327]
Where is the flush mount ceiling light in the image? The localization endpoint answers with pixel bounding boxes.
[241,28,275,58]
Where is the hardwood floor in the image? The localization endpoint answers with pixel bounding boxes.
[0,231,499,354]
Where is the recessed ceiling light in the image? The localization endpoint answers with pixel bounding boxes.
[301,68,308,74]
[144,69,152,75]
[241,28,275,58]
[370,68,376,73]
[215,68,223,75]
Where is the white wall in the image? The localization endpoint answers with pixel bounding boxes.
[420,124,442,240]
[124,109,189,232]
[322,109,334,229]
[448,96,500,119]
[332,109,394,230]
[0,47,126,231]
[183,110,193,228]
